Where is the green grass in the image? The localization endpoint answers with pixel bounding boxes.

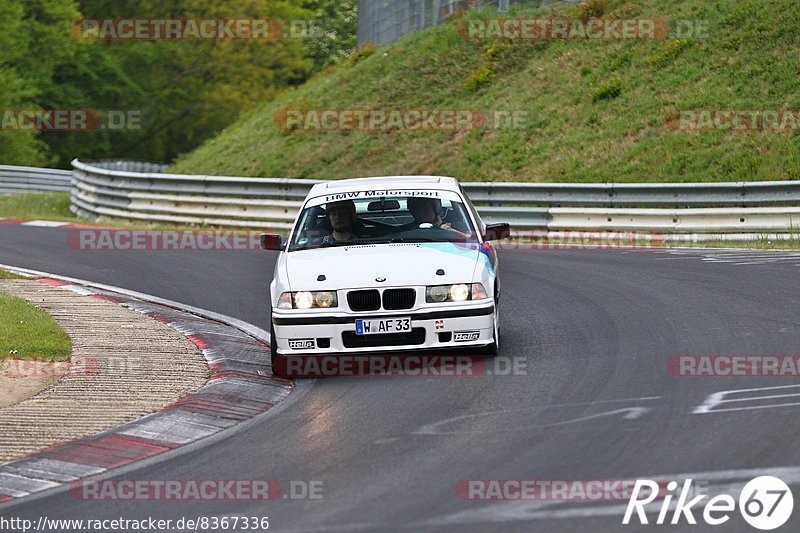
[170,0,800,183]
[0,193,253,231]
[0,269,27,279]
[0,292,72,361]
[0,193,74,221]
[673,236,800,250]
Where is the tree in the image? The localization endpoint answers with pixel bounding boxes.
[46,0,315,164]
[1,0,358,167]
[302,0,358,70]
[0,0,79,166]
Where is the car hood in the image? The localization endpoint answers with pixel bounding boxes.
[282,242,488,291]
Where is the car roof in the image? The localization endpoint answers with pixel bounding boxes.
[307,176,460,198]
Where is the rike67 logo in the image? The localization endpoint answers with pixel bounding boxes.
[623,476,793,530]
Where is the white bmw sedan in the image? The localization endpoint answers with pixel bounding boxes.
[260,176,510,375]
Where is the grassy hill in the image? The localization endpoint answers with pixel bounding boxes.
[171,0,800,183]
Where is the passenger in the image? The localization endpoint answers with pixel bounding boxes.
[405,197,454,230]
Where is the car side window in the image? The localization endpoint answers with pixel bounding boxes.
[459,185,485,236]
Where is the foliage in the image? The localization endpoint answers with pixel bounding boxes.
[0,0,357,167]
[464,64,495,92]
[573,0,606,19]
[302,0,357,70]
[171,0,800,183]
[591,77,623,102]
[647,40,691,66]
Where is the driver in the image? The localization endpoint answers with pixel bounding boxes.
[405,197,454,230]
[315,199,359,245]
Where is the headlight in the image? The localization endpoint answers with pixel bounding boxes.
[426,283,489,303]
[450,284,470,302]
[295,291,315,309]
[427,285,450,302]
[278,291,338,309]
[315,291,336,308]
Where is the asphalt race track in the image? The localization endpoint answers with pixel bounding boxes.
[2,224,800,531]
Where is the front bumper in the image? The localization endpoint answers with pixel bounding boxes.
[271,304,495,355]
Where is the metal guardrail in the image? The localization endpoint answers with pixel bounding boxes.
[69,159,800,235]
[460,181,800,208]
[71,160,322,230]
[0,166,72,195]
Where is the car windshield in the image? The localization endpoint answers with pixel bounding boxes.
[288,192,479,251]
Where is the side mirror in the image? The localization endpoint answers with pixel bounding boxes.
[483,223,510,242]
[260,233,284,251]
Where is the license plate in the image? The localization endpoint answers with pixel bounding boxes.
[355,317,411,335]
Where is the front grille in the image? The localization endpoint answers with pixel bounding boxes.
[347,289,381,311]
[342,328,426,348]
[382,289,416,310]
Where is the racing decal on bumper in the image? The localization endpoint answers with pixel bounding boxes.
[288,339,316,350]
[453,331,480,342]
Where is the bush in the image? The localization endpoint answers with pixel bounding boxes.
[591,77,623,102]
[606,51,633,72]
[347,45,377,66]
[483,41,513,61]
[574,0,607,19]
[464,64,495,92]
[647,40,691,66]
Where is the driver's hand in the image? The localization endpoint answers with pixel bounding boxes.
[440,223,453,230]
